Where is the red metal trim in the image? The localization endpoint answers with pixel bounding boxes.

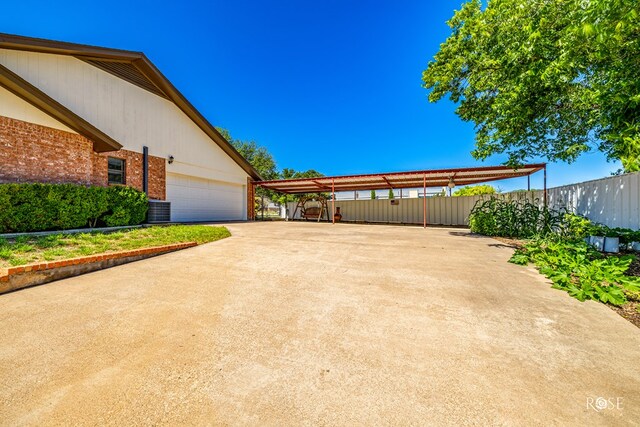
[260,172,534,189]
[257,163,546,186]
[263,174,536,193]
[312,179,331,189]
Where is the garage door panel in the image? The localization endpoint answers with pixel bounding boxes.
[166,173,245,222]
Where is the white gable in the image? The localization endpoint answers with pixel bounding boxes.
[0,48,249,185]
[0,86,75,133]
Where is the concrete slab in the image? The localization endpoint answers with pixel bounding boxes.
[0,222,638,425]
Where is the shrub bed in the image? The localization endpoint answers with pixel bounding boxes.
[0,183,148,233]
[510,237,640,306]
[468,196,640,312]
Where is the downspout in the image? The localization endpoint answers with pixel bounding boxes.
[142,146,149,196]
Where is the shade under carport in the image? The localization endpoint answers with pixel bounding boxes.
[257,164,546,193]
[254,163,547,227]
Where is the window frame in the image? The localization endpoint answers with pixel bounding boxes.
[107,157,126,185]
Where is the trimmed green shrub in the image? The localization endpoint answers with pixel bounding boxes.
[103,185,148,227]
[85,186,110,228]
[0,183,148,233]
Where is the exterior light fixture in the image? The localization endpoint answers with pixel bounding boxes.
[168,155,174,164]
[447,177,456,188]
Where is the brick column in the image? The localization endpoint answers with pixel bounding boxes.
[247,178,256,220]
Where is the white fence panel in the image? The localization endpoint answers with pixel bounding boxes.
[286,196,483,226]
[540,172,640,229]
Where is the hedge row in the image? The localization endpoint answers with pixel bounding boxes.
[0,183,148,233]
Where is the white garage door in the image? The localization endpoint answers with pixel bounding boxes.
[166,173,245,222]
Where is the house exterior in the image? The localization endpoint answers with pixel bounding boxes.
[0,33,261,222]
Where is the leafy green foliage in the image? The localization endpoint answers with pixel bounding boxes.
[0,225,230,267]
[0,183,148,233]
[561,213,640,242]
[216,127,278,180]
[103,186,149,227]
[388,189,395,200]
[468,196,564,238]
[510,238,640,306]
[423,0,640,171]
[453,184,496,197]
[371,190,376,200]
[274,168,327,206]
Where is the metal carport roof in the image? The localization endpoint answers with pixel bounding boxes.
[257,163,546,194]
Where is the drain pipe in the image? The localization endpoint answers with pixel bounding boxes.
[142,146,149,196]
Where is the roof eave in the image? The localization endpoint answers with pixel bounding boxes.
[0,32,263,180]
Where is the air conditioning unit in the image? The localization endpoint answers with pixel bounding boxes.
[147,200,171,223]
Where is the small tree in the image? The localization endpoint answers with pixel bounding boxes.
[453,185,497,197]
[370,190,376,200]
[388,189,395,200]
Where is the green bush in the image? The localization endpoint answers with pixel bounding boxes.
[453,184,496,197]
[103,185,148,227]
[0,183,148,233]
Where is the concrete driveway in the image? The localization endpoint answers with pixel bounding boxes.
[1,222,639,425]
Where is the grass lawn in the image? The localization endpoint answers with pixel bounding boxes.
[0,225,230,268]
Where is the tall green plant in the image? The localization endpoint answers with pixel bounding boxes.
[468,196,564,238]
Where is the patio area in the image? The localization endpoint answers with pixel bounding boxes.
[1,222,638,425]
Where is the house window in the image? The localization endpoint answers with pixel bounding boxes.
[108,157,126,185]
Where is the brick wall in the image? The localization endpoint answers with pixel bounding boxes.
[0,115,166,200]
[247,177,255,220]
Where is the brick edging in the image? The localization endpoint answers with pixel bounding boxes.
[0,242,197,288]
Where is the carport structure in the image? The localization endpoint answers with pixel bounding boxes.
[253,163,547,226]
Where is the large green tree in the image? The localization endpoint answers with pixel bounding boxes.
[217,128,327,210]
[217,128,278,180]
[422,0,640,171]
[275,168,326,205]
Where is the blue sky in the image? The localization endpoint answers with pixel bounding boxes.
[1,0,620,191]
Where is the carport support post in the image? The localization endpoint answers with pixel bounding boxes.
[543,164,548,208]
[423,174,427,229]
[332,179,335,224]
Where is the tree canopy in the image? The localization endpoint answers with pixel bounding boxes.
[217,128,327,207]
[422,0,640,171]
[452,184,497,197]
[217,127,278,180]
